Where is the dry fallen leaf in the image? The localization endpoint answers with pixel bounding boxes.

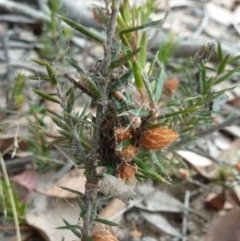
[206,192,233,210]
[177,150,217,179]
[203,207,240,241]
[35,169,86,198]
[136,189,185,213]
[140,211,182,238]
[25,193,80,241]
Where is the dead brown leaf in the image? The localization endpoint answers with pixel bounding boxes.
[203,207,240,241]
[35,169,86,198]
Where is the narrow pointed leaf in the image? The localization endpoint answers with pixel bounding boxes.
[132,60,144,91]
[94,218,119,227]
[66,87,75,113]
[108,70,133,93]
[62,219,81,238]
[56,224,79,230]
[217,54,230,75]
[147,51,159,76]
[120,19,164,34]
[214,68,240,85]
[31,58,46,66]
[154,65,165,103]
[142,70,154,105]
[46,108,63,120]
[51,116,71,131]
[66,57,87,75]
[227,55,240,65]
[32,88,61,104]
[81,75,102,99]
[77,196,86,210]
[44,60,58,86]
[59,186,85,198]
[95,7,109,26]
[139,169,171,184]
[96,195,112,201]
[139,32,147,68]
[58,14,104,43]
[110,47,142,68]
[149,150,170,180]
[120,0,131,23]
[217,41,223,61]
[28,76,51,81]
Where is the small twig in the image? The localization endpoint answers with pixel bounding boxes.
[99,0,120,77]
[182,190,190,241]
[90,0,121,162]
[63,73,91,97]
[0,152,21,241]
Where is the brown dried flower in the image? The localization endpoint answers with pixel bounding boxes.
[115,126,132,143]
[92,231,119,241]
[117,162,137,180]
[115,144,137,162]
[140,127,178,150]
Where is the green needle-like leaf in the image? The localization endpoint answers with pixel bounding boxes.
[108,70,133,93]
[31,58,46,66]
[154,65,165,103]
[66,57,87,75]
[58,14,104,43]
[32,88,61,104]
[110,47,142,68]
[217,54,230,75]
[51,116,72,131]
[139,169,171,184]
[44,60,58,86]
[132,60,144,92]
[139,32,147,68]
[94,218,119,227]
[217,40,223,61]
[120,19,164,35]
[62,219,81,238]
[66,87,75,113]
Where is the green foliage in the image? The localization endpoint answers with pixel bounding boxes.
[29,0,240,238]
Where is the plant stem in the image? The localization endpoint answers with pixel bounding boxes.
[82,1,121,240]
[0,152,21,241]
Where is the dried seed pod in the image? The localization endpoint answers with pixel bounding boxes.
[117,162,137,180]
[92,231,119,241]
[114,126,132,143]
[140,127,178,150]
[115,145,137,162]
[99,173,136,203]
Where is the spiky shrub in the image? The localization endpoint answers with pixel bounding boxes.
[30,0,240,240]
